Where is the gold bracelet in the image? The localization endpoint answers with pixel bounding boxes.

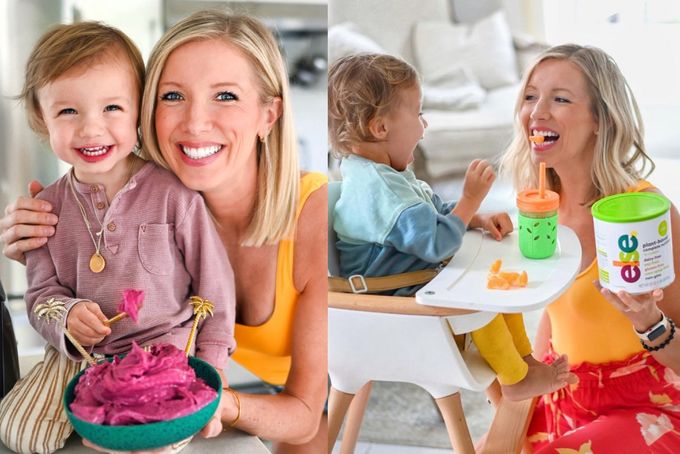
[223,387,241,427]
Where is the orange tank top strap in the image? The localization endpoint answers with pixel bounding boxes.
[231,172,327,385]
[626,180,653,193]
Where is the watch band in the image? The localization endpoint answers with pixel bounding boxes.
[635,313,669,342]
[641,318,675,352]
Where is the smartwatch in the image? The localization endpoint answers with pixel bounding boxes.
[635,313,670,342]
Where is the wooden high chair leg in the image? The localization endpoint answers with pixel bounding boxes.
[485,379,502,408]
[482,396,536,454]
[339,382,372,454]
[435,392,475,454]
[328,387,355,453]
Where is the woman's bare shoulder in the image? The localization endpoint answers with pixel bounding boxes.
[293,178,327,291]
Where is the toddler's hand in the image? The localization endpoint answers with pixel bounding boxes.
[451,160,496,226]
[461,159,495,205]
[66,300,111,346]
[470,212,513,241]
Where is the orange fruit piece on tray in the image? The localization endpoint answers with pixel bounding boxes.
[489,259,502,273]
[487,274,510,290]
[518,271,528,287]
[487,260,528,290]
[499,271,520,283]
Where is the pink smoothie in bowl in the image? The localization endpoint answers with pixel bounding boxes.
[70,342,217,425]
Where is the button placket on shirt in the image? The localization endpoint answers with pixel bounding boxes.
[105,174,141,256]
[89,184,120,255]
[88,184,107,223]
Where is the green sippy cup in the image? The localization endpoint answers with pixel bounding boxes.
[517,162,560,259]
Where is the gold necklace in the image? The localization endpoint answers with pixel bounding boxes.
[68,158,137,273]
[68,175,106,273]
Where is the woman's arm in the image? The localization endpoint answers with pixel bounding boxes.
[220,184,328,443]
[0,181,56,264]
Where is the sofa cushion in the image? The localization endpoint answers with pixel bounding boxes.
[420,83,520,177]
[421,65,486,110]
[413,10,519,90]
[422,81,486,111]
[328,22,384,63]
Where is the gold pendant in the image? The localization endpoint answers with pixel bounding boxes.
[89,253,106,273]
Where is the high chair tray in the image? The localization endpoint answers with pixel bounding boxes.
[416,226,581,312]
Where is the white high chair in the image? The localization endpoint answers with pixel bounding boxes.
[327,181,535,454]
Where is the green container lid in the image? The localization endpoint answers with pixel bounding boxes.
[592,192,670,223]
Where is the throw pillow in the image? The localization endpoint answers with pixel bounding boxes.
[328,22,384,63]
[422,67,486,110]
[422,84,486,111]
[413,10,519,90]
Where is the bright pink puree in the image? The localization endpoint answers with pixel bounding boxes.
[70,342,217,425]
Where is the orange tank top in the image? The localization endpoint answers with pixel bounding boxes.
[548,180,654,365]
[231,172,327,385]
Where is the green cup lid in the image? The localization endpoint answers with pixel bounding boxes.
[592,192,670,223]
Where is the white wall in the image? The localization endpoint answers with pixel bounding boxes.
[542,0,680,107]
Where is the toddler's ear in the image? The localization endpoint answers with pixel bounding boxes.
[368,115,388,140]
[32,111,48,138]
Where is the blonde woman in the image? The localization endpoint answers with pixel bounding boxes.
[1,10,327,453]
[500,44,680,452]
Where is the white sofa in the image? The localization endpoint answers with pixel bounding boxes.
[329,0,547,178]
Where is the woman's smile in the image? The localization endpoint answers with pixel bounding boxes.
[177,142,224,166]
[530,127,560,152]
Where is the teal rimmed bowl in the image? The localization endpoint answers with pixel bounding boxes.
[64,356,221,451]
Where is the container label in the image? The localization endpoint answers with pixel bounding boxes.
[615,232,641,283]
[594,212,675,294]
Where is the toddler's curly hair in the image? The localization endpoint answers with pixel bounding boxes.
[328,53,418,157]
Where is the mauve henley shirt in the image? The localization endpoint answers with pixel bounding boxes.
[25,161,235,369]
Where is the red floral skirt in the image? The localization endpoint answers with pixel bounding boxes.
[528,349,680,453]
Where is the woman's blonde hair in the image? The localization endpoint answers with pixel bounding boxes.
[20,21,145,138]
[500,44,654,204]
[141,10,299,246]
[328,53,418,157]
